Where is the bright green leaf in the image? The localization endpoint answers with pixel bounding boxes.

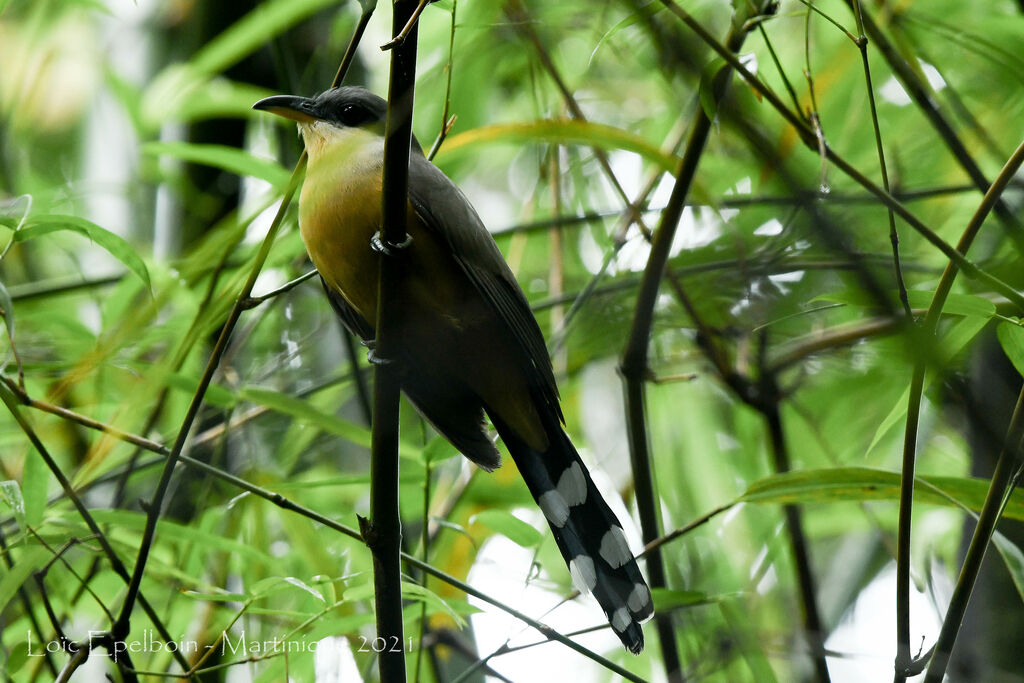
[471,509,542,547]
[0,481,26,530]
[905,290,996,317]
[992,530,1024,604]
[0,547,49,613]
[741,467,1024,520]
[997,321,1024,379]
[651,588,713,611]
[0,280,13,341]
[436,120,678,172]
[14,215,151,291]
[143,141,291,190]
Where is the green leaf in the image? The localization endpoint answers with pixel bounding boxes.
[740,467,1024,520]
[0,280,13,341]
[905,290,996,317]
[816,289,995,318]
[651,588,712,611]
[698,58,728,121]
[867,316,989,453]
[0,547,49,613]
[997,321,1024,378]
[471,509,542,547]
[0,481,26,530]
[423,436,459,465]
[239,386,371,448]
[142,141,291,190]
[21,439,47,528]
[182,590,249,602]
[401,580,470,627]
[865,384,910,455]
[938,314,990,363]
[239,386,423,461]
[166,372,237,408]
[13,215,151,291]
[86,509,273,563]
[992,530,1024,604]
[188,0,337,77]
[436,120,678,172]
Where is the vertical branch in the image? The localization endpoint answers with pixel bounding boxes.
[762,387,831,682]
[363,2,420,681]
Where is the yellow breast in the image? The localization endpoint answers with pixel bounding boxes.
[298,123,384,322]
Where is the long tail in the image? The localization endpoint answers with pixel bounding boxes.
[492,417,654,654]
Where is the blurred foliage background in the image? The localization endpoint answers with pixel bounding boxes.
[1,0,1024,681]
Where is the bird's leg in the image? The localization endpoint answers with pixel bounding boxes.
[363,339,393,366]
[366,230,414,365]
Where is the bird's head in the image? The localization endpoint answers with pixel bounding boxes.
[253,86,392,159]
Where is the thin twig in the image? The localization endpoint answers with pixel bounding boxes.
[850,0,912,317]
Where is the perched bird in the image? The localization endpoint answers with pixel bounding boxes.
[253,86,653,653]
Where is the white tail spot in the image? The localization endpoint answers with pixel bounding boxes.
[599,526,632,568]
[611,607,631,632]
[556,462,587,507]
[538,490,569,527]
[628,582,653,620]
[569,555,596,594]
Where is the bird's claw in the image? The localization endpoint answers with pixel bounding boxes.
[366,347,393,366]
[371,231,413,257]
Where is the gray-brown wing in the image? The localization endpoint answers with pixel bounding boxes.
[407,153,561,422]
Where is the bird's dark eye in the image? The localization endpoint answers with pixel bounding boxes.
[339,104,362,126]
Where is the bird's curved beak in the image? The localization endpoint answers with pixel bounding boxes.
[252,95,319,123]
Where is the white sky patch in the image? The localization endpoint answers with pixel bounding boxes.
[252,268,287,300]
[314,636,362,683]
[768,270,805,293]
[467,533,617,680]
[607,150,642,199]
[614,225,652,272]
[879,60,947,107]
[578,224,610,275]
[739,52,758,75]
[754,218,784,236]
[826,562,944,682]
[242,118,285,245]
[880,77,912,106]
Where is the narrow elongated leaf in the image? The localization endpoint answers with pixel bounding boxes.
[0,481,26,530]
[998,321,1024,378]
[187,0,337,77]
[239,386,371,448]
[0,280,13,341]
[867,315,990,453]
[992,530,1024,604]
[0,547,49,613]
[13,215,151,290]
[905,290,996,317]
[740,467,1024,520]
[436,120,678,171]
[143,142,290,190]
[471,509,542,547]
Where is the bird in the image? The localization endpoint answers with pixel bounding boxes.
[252,86,653,653]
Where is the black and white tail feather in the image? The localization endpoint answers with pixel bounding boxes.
[492,415,654,654]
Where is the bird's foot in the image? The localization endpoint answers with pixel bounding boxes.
[371,231,413,257]
[363,341,394,366]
